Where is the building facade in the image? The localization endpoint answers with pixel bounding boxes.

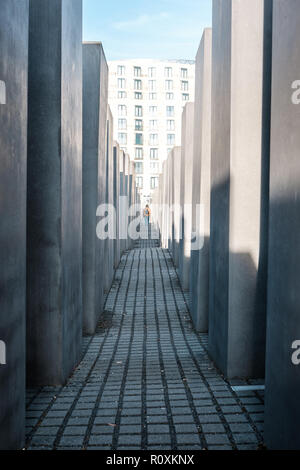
[108,59,195,203]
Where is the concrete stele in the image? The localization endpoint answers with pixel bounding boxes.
[0,0,29,450]
[209,0,272,378]
[189,29,212,332]
[82,42,109,334]
[179,102,194,291]
[265,0,300,450]
[27,0,83,385]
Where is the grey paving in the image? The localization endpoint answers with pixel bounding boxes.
[26,228,265,450]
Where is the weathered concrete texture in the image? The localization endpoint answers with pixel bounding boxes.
[0,0,28,450]
[161,159,169,249]
[168,153,174,251]
[189,29,212,332]
[172,147,182,267]
[179,103,194,291]
[265,0,300,450]
[104,106,115,293]
[113,142,121,268]
[209,0,272,378]
[119,151,126,255]
[124,154,130,250]
[82,42,108,334]
[128,160,136,249]
[27,0,83,386]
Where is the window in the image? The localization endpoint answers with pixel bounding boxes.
[181,80,189,91]
[117,65,125,75]
[118,105,127,116]
[149,134,158,145]
[182,93,189,101]
[134,66,142,77]
[148,67,156,77]
[135,105,143,117]
[150,162,159,173]
[118,78,126,89]
[135,162,144,174]
[134,79,142,90]
[149,93,157,100]
[166,92,174,100]
[165,67,173,77]
[136,176,143,188]
[166,106,174,117]
[118,119,127,130]
[149,120,158,130]
[181,68,188,78]
[135,119,143,131]
[135,133,143,145]
[118,133,127,145]
[167,120,175,131]
[167,134,175,146]
[135,92,142,100]
[135,147,143,159]
[118,91,127,99]
[150,148,159,160]
[149,106,157,115]
[150,177,158,189]
[148,80,156,91]
[165,80,173,91]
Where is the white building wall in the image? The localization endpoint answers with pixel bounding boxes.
[108,58,195,203]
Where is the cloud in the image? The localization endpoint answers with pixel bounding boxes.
[113,12,169,31]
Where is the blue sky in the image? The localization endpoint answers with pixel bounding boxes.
[83,0,212,61]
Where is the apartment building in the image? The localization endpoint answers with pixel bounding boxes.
[108,59,195,202]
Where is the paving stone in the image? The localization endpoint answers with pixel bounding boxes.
[88,434,113,446]
[205,434,231,446]
[176,434,201,445]
[25,236,264,450]
[63,426,87,436]
[232,433,258,444]
[147,424,170,434]
[119,425,141,434]
[201,423,226,433]
[146,415,168,424]
[229,423,253,433]
[117,435,142,446]
[199,415,222,424]
[148,434,172,445]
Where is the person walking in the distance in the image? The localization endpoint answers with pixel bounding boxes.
[143,205,151,226]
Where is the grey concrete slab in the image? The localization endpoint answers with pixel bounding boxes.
[113,143,121,268]
[189,29,212,332]
[124,154,130,250]
[172,147,182,267]
[179,103,194,291]
[161,159,169,249]
[209,0,272,378]
[265,0,300,450]
[119,151,126,255]
[128,161,136,249]
[104,106,114,293]
[27,0,83,386]
[168,154,173,251]
[82,42,108,334]
[0,0,28,450]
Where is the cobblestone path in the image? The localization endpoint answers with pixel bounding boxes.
[26,234,265,450]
